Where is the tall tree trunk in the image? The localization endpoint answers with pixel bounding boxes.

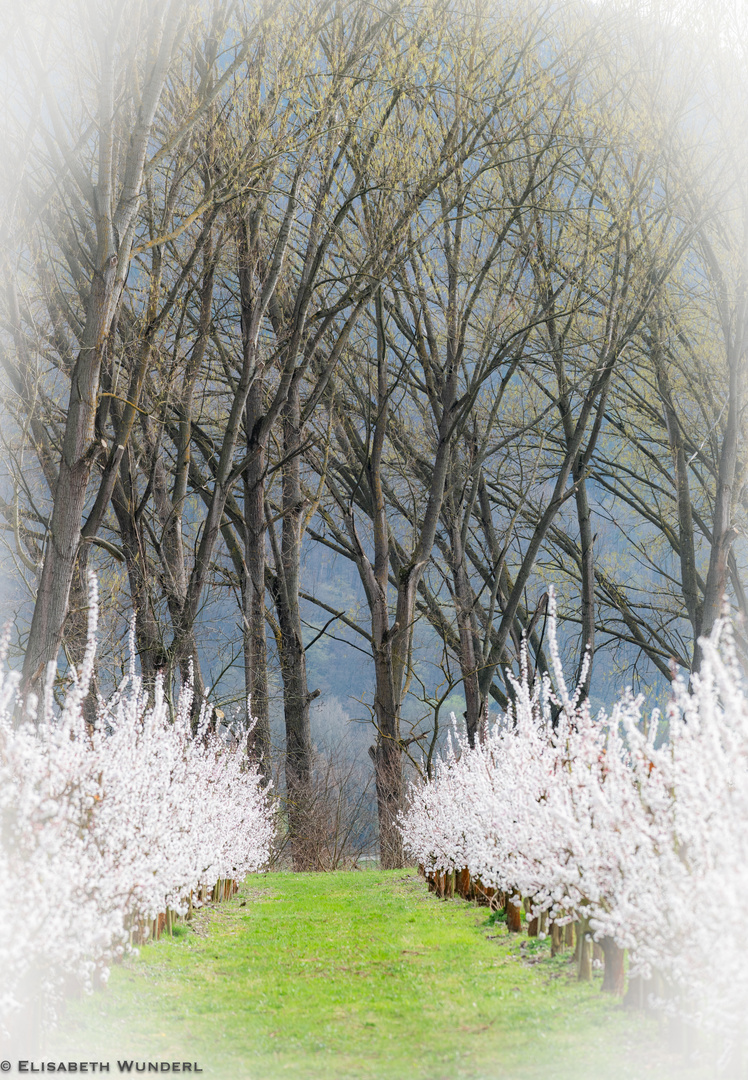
[369,598,404,870]
[653,318,702,646]
[343,280,466,865]
[243,382,271,777]
[112,475,165,690]
[558,368,596,697]
[697,333,743,662]
[572,467,595,696]
[65,548,102,727]
[449,516,481,747]
[273,379,314,869]
[21,257,117,706]
[694,236,747,666]
[144,412,206,716]
[18,1,185,709]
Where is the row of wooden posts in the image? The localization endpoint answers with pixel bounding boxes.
[419,865,626,996]
[127,878,239,947]
[2,878,242,1056]
[418,864,748,1073]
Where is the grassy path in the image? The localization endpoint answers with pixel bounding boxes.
[51,871,704,1079]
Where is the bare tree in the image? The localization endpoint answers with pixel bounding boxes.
[1,0,270,708]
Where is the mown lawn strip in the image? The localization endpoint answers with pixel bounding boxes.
[50,871,707,1080]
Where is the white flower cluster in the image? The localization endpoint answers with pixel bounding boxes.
[401,594,748,1038]
[0,583,273,1034]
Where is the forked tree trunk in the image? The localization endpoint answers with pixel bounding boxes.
[19,3,186,710]
[344,282,464,868]
[21,258,118,707]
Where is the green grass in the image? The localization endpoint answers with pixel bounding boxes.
[49,871,710,1080]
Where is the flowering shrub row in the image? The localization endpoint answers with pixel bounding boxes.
[401,594,748,1039]
[0,583,273,1035]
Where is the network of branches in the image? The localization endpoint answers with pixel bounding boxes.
[1,0,746,867]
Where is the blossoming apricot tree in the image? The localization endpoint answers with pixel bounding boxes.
[401,592,748,1039]
[0,580,273,1037]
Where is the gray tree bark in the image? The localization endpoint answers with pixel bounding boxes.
[242,381,272,776]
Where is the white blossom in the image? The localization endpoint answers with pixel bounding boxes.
[0,581,273,1034]
[401,590,748,1038]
